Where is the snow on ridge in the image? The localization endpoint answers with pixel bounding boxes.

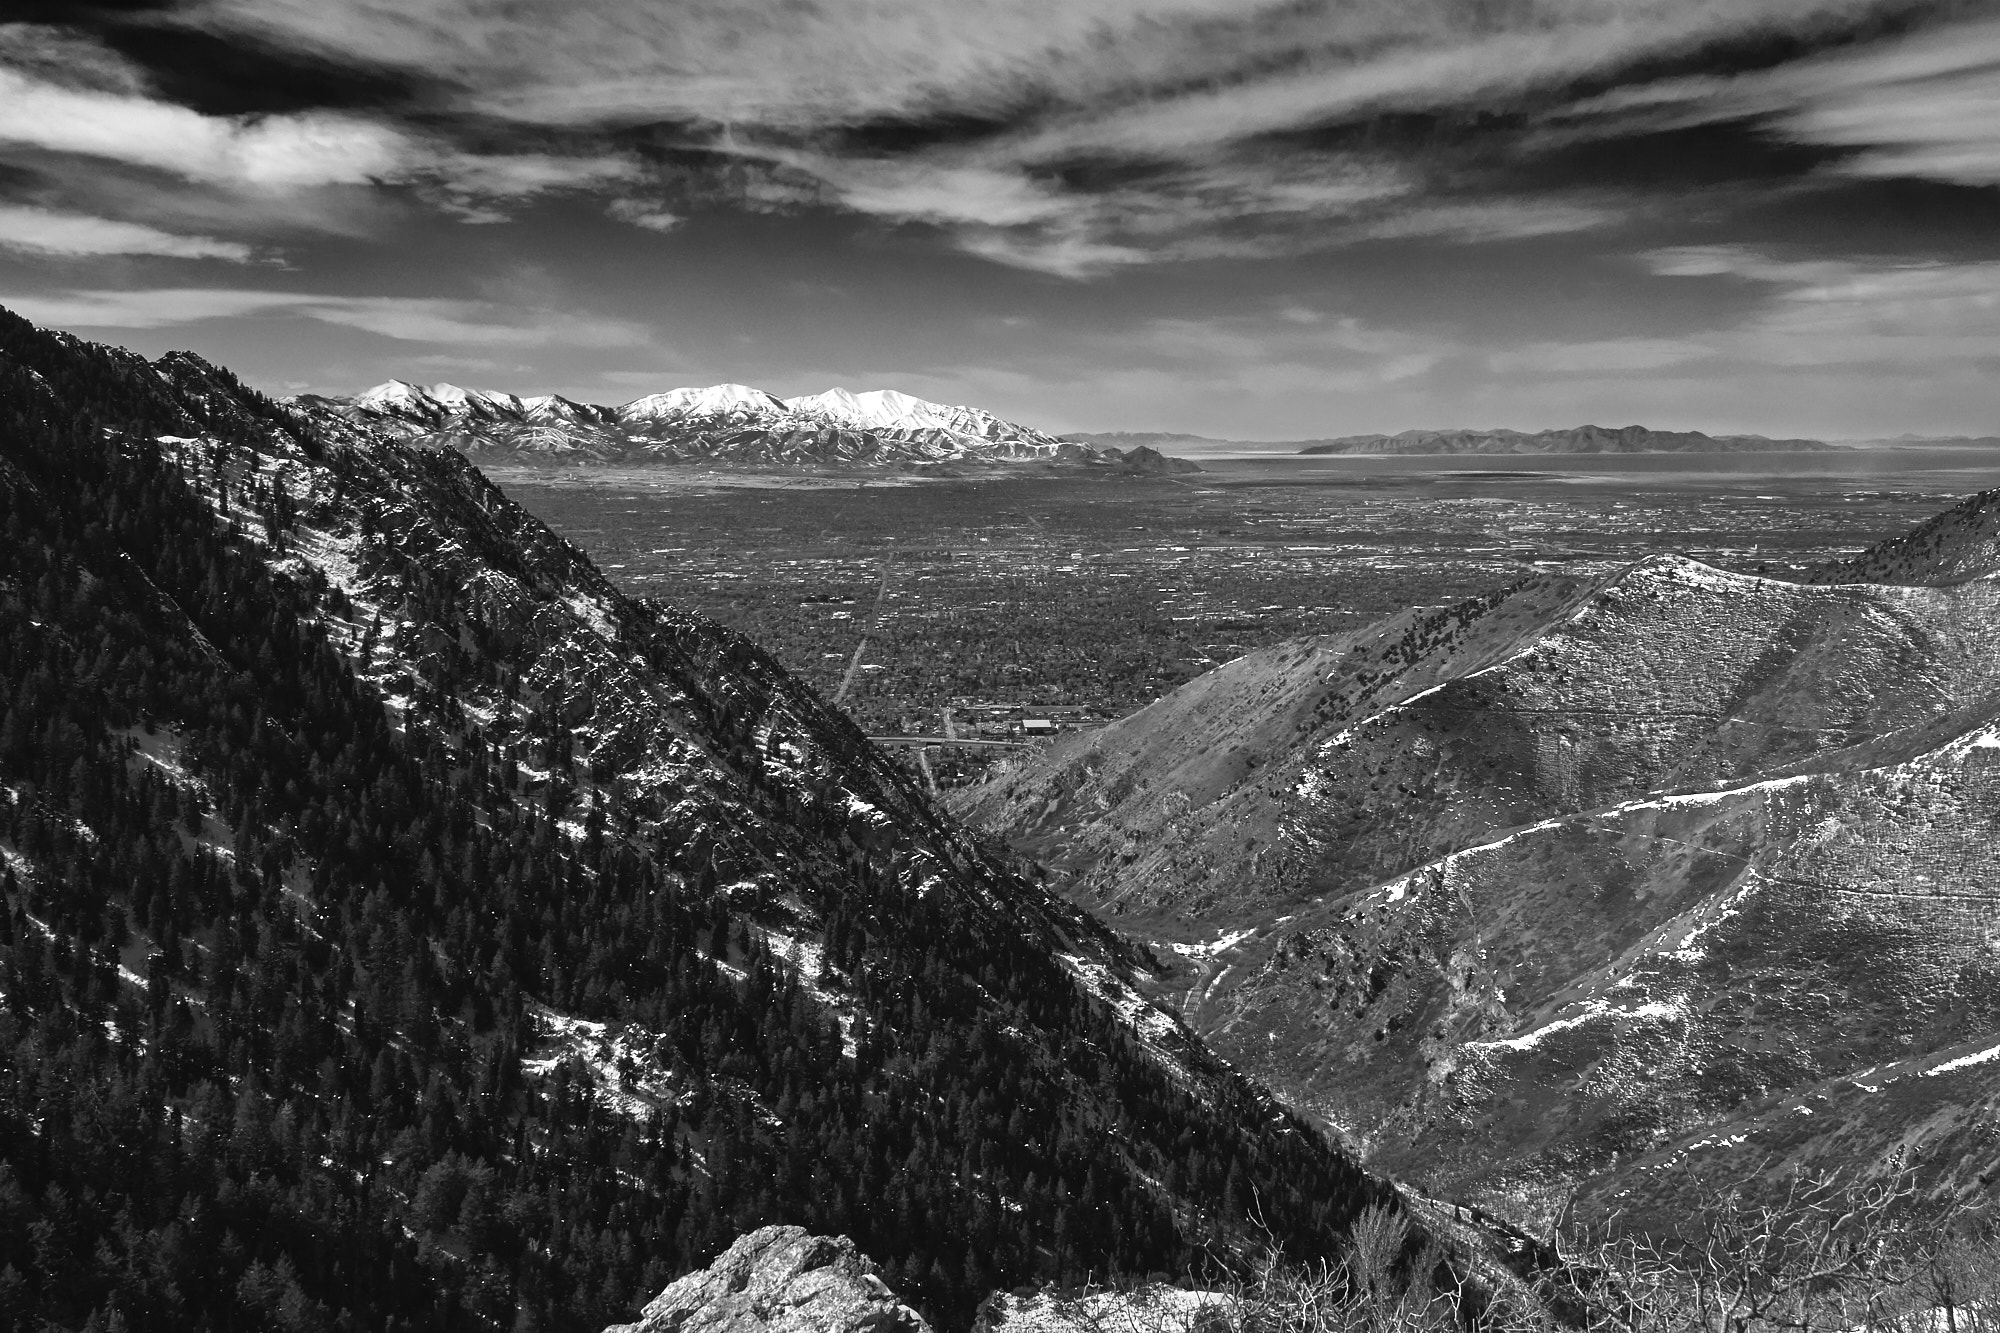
[562,590,621,643]
[1362,811,1574,906]
[354,380,433,411]
[344,374,1060,446]
[1060,952,1195,1086]
[1316,679,1455,752]
[1469,996,1685,1054]
[1616,552,1780,592]
[617,383,789,419]
[1922,1040,2000,1078]
[1163,925,1258,959]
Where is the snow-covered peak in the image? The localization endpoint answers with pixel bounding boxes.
[354,379,527,423]
[521,393,610,425]
[355,380,436,413]
[784,387,1057,444]
[786,388,940,430]
[617,384,789,421]
[327,376,1076,464]
[429,382,524,415]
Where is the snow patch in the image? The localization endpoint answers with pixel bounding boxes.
[1060,953,1194,1086]
[1923,1041,2000,1078]
[521,1000,680,1120]
[563,591,621,642]
[984,1286,1235,1333]
[1163,925,1257,959]
[1470,996,1685,1053]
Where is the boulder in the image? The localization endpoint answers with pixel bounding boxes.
[606,1226,931,1333]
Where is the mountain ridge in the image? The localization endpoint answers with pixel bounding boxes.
[0,307,1358,1333]
[958,522,2000,1225]
[298,379,1200,473]
[1064,426,1834,455]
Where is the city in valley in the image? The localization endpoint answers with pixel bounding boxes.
[497,449,1995,788]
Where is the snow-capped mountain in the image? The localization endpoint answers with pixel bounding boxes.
[617,382,791,422]
[300,378,1196,472]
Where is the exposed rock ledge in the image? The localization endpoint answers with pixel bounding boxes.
[606,1226,932,1333]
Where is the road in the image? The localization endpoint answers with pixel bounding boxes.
[832,561,894,705]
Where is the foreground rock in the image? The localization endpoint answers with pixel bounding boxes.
[608,1228,930,1333]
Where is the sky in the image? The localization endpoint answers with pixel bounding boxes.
[0,0,1997,440]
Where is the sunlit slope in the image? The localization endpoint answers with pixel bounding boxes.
[962,556,2000,930]
[958,526,2000,1213]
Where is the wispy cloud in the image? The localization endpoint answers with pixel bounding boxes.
[166,0,1946,275]
[1777,17,2000,188]
[0,65,405,188]
[1,286,652,348]
[1473,248,2000,386]
[5,0,1993,301]
[12,1,1982,275]
[0,44,641,230]
[1548,15,2000,187]
[1487,337,1717,374]
[604,198,682,232]
[0,205,255,260]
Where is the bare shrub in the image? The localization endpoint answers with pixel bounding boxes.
[1159,1173,2000,1333]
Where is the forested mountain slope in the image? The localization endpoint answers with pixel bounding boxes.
[0,308,1384,1333]
[959,530,2000,1220]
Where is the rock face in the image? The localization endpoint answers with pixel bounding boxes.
[609,1228,929,1333]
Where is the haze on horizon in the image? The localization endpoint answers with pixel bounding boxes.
[0,0,1996,441]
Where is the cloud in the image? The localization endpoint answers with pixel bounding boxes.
[1548,15,2000,189]
[0,49,642,225]
[173,0,1935,274]
[0,65,406,187]
[1488,337,1716,374]
[0,205,255,260]
[605,198,683,232]
[15,0,1986,279]
[1622,247,2000,369]
[0,286,652,348]
[1351,198,1621,244]
[1777,17,2000,187]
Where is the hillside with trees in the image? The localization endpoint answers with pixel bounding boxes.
[0,309,1390,1333]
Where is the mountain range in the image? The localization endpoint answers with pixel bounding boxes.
[0,309,1356,1333]
[296,380,1201,474]
[1067,426,1834,455]
[958,490,2000,1227]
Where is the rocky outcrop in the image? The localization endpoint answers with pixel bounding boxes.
[607,1228,930,1333]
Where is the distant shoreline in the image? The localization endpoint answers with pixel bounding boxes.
[1069,429,2000,459]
